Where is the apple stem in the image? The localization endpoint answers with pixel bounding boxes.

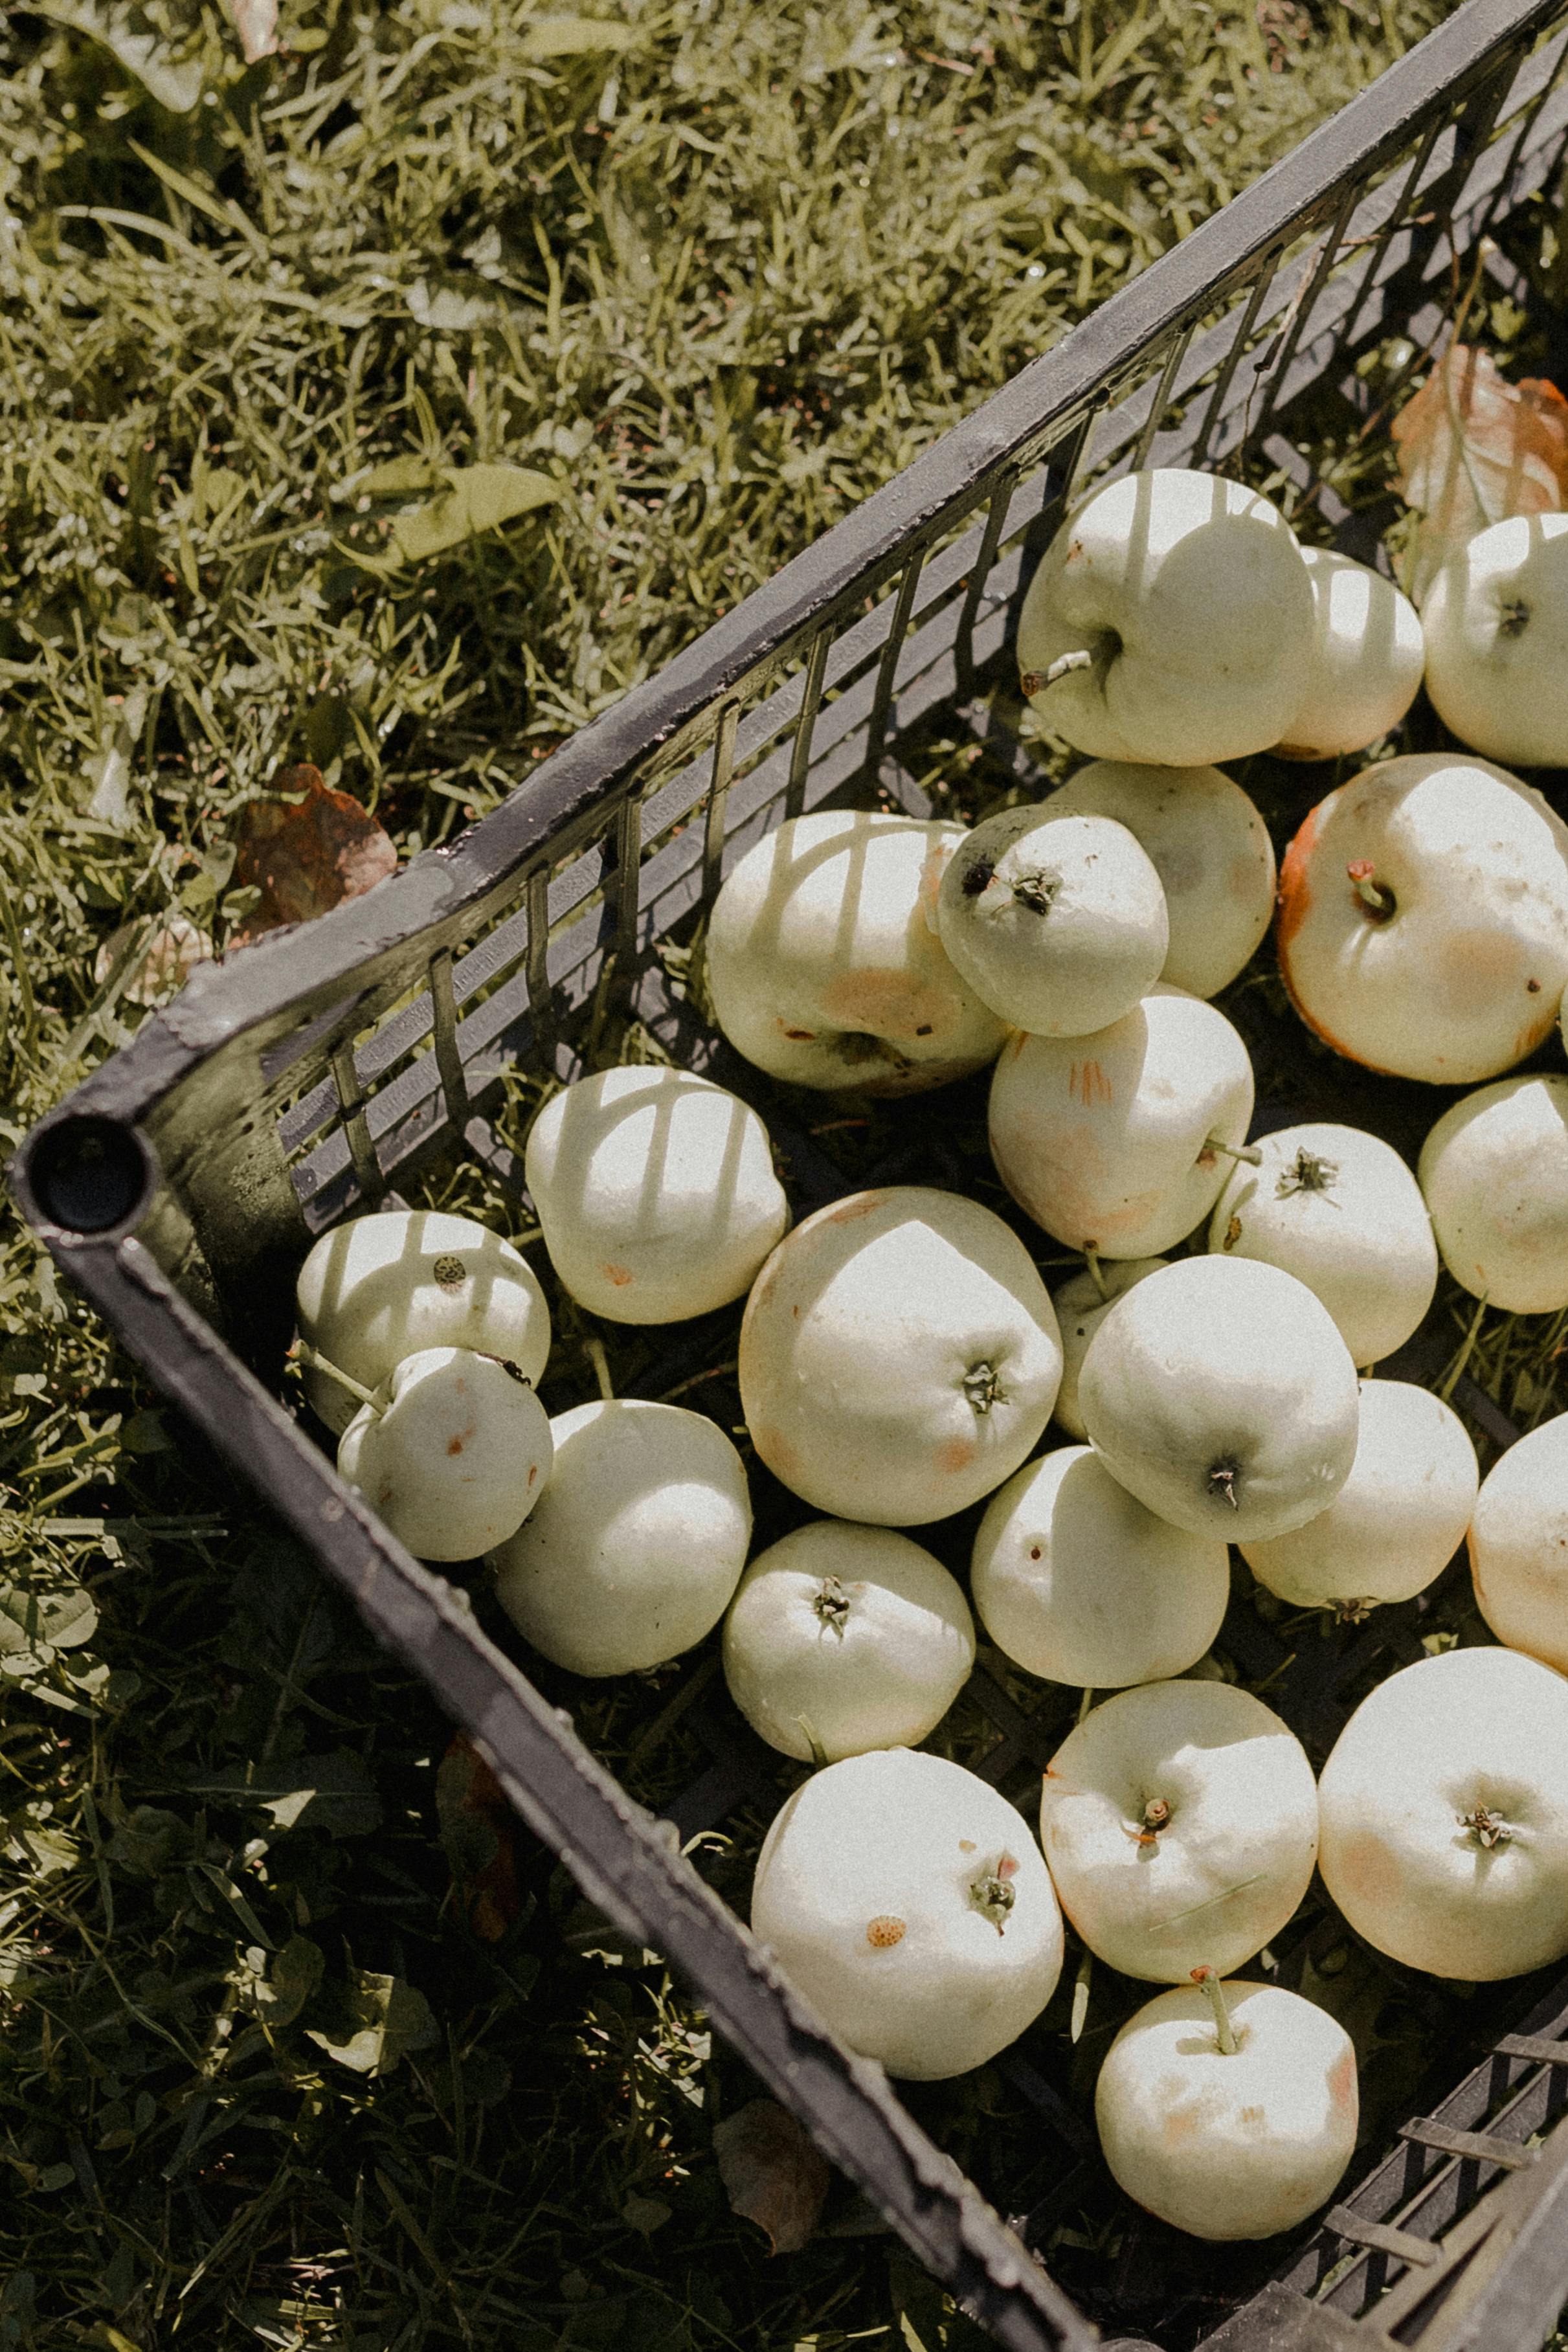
[1204,1134,1263,1167]
[1191,1965,1238,2055]
[1077,1685,1096,1723]
[1020,648,1095,696]
[797,1716,829,1768]
[294,1342,382,1414]
[1347,859,1395,919]
[1137,1796,1171,1844]
[1084,1246,1110,1302]
[1071,1947,1093,2044]
[585,1336,615,1400]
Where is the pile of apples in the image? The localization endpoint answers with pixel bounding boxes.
[292,461,1568,2252]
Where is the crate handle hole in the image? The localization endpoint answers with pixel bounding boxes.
[27,1115,154,1237]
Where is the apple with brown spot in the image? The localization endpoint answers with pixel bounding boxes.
[524,1066,789,1324]
[750,1747,1063,2079]
[738,1186,1062,1525]
[1277,752,1568,1084]
[337,1345,552,1562]
[1096,1973,1358,2241]
[988,987,1255,1259]
[705,810,1007,1095]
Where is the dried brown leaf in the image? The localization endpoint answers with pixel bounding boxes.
[1391,341,1568,603]
[231,763,396,944]
[434,1733,522,1943]
[713,2098,830,2254]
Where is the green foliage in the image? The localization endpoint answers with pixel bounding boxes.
[0,0,1506,2344]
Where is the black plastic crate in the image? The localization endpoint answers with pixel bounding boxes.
[16,3,1568,2343]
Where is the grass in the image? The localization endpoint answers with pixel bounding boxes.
[6,0,1564,2345]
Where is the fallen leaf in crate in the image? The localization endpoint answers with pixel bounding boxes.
[225,0,278,62]
[713,2098,831,2254]
[93,913,210,1007]
[232,763,396,943]
[435,1732,522,1941]
[1391,341,1568,605]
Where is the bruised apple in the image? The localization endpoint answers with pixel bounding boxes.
[989,987,1254,1259]
[705,811,1007,1095]
[337,1347,552,1562]
[1277,753,1568,1084]
[739,1186,1062,1525]
[1097,1976,1356,2241]
[1016,467,1314,767]
[751,1747,1063,2079]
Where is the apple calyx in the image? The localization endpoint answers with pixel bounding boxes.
[1346,860,1396,921]
[294,1340,385,1415]
[969,1851,1020,1934]
[1191,1964,1240,2056]
[1278,1148,1339,1198]
[813,1574,852,1635]
[963,1360,1007,1416]
[1499,598,1530,640]
[1208,1459,1242,1511]
[1009,866,1062,917]
[1459,1804,1512,1850]
[1200,1134,1264,1169]
[1332,1595,1376,1626]
[432,1253,468,1291]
